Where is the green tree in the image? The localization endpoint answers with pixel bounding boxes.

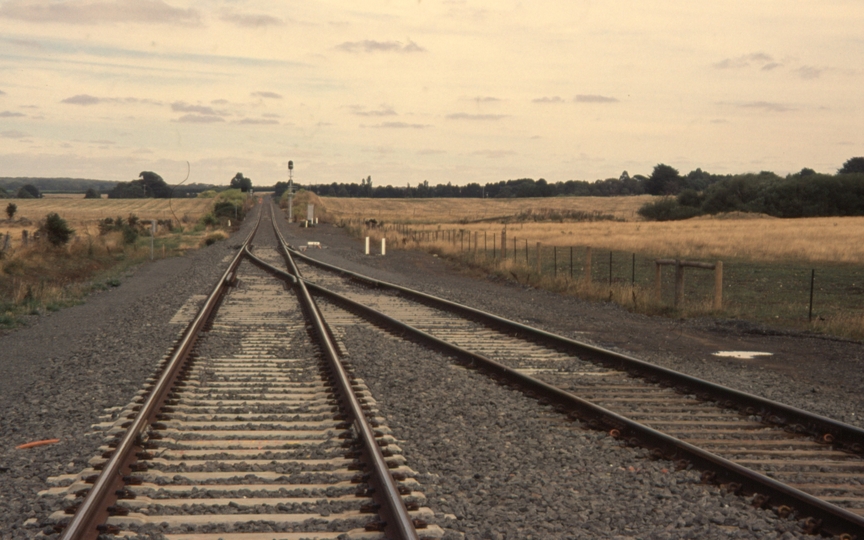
[644,164,681,195]
[40,213,74,246]
[84,188,101,199]
[230,173,252,192]
[6,202,16,220]
[17,184,41,199]
[839,157,864,174]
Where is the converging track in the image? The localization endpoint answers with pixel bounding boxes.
[43,204,434,540]
[36,198,864,539]
[269,204,864,540]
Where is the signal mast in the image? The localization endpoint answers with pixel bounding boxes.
[287,160,294,222]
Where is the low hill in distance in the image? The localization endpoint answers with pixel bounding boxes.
[0,177,118,194]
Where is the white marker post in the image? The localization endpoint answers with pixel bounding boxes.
[365,237,370,255]
[381,238,386,256]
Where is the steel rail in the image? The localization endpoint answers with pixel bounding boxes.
[287,268,864,539]
[58,204,263,540]
[277,241,864,538]
[285,245,864,454]
[269,203,419,540]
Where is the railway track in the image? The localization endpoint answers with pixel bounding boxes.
[40,206,437,540]
[33,198,864,539]
[263,209,864,540]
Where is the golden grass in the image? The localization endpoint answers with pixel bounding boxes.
[320,195,652,223]
[318,197,864,265]
[409,217,864,265]
[324,197,864,339]
[1,198,212,249]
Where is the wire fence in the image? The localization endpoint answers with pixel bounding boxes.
[345,222,864,336]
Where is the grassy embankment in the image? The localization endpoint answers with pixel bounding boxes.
[315,196,864,340]
[0,192,250,328]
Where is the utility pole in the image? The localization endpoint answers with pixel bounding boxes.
[287,160,294,222]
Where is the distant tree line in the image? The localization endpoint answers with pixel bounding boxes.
[107,171,218,199]
[638,157,864,220]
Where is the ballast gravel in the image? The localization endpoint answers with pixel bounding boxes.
[285,222,864,432]
[337,323,808,539]
[0,213,258,537]
[0,209,857,538]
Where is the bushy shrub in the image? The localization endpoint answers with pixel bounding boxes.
[40,213,74,246]
[637,198,702,221]
[84,188,101,199]
[200,213,219,227]
[122,226,138,245]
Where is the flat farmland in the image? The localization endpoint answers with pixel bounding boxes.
[1,198,212,247]
[320,195,652,223]
[320,196,864,265]
[317,196,864,337]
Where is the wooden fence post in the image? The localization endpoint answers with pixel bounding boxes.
[714,260,723,310]
[674,260,684,309]
[502,230,507,259]
[536,242,542,275]
[584,246,592,284]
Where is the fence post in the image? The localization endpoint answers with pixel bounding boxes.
[474,232,478,254]
[632,253,636,286]
[584,247,592,284]
[365,236,370,255]
[536,242,542,275]
[809,269,815,322]
[655,262,662,302]
[714,260,723,310]
[609,251,613,286]
[674,260,684,309]
[502,230,507,259]
[493,233,496,259]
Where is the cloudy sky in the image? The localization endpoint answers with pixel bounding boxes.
[0,0,861,187]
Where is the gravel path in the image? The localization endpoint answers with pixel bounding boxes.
[0,210,258,537]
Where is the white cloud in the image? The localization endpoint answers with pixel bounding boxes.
[221,11,283,28]
[335,39,425,53]
[446,113,507,120]
[173,114,224,123]
[532,96,564,104]
[251,91,283,99]
[0,0,201,25]
[364,122,430,129]
[574,95,618,103]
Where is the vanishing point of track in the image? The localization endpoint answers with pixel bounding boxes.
[41,199,864,539]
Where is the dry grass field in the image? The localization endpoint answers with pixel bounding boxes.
[1,198,212,249]
[0,197,228,327]
[320,195,652,223]
[318,196,864,265]
[315,195,863,338]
